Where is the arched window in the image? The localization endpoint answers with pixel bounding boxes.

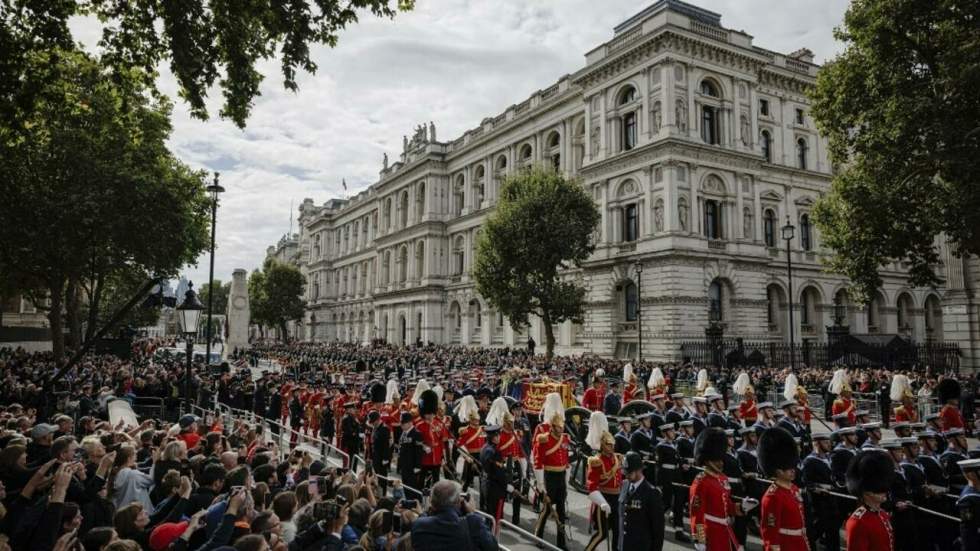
[708,280,723,321]
[623,281,638,322]
[470,300,482,330]
[415,241,425,280]
[450,302,461,332]
[519,144,533,163]
[453,175,464,216]
[766,284,785,332]
[702,106,718,144]
[800,214,812,251]
[400,190,409,228]
[761,131,772,162]
[398,246,408,282]
[705,200,721,239]
[547,131,561,169]
[764,209,776,247]
[416,182,425,220]
[800,287,816,327]
[618,86,637,105]
[453,236,465,275]
[495,155,507,172]
[623,203,639,242]
[700,80,720,97]
[796,138,808,169]
[622,111,637,151]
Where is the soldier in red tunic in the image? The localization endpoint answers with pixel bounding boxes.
[830,369,856,426]
[689,427,757,551]
[533,393,569,550]
[582,369,607,412]
[414,388,447,490]
[845,449,896,551]
[757,427,807,551]
[584,411,623,551]
[623,363,640,404]
[937,378,964,431]
[381,379,401,433]
[733,372,758,426]
[491,397,526,524]
[454,394,484,492]
[890,374,919,423]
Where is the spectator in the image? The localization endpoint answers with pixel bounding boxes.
[411,480,497,551]
[272,492,298,543]
[109,446,155,511]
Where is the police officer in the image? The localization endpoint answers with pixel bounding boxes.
[397,412,423,498]
[618,451,665,551]
[480,425,512,528]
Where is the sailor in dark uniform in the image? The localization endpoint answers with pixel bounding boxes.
[859,422,883,449]
[649,394,668,435]
[631,413,658,483]
[706,394,728,429]
[614,417,634,456]
[480,425,512,526]
[752,401,776,434]
[882,439,916,551]
[690,397,708,436]
[854,410,872,447]
[618,451,665,551]
[721,429,749,548]
[736,427,764,502]
[925,413,948,453]
[956,459,980,551]
[665,393,689,426]
[942,428,970,491]
[776,401,806,440]
[800,432,839,551]
[654,423,682,541]
[916,430,948,487]
[672,420,696,543]
[900,437,940,551]
[831,427,860,489]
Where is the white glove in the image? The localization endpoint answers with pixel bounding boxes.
[588,490,610,513]
[423,445,432,454]
[742,497,759,513]
[534,469,545,489]
[695,544,706,551]
[455,455,466,476]
[518,457,528,472]
[600,502,611,514]
[507,484,515,493]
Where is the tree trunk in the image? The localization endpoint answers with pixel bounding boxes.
[543,314,556,359]
[85,274,104,343]
[280,321,288,343]
[48,278,66,362]
[65,278,81,350]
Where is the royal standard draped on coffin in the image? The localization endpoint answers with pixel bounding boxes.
[522,379,575,414]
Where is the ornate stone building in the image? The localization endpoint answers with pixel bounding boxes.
[282,0,977,368]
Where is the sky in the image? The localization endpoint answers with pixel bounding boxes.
[70,0,851,289]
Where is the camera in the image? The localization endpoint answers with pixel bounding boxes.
[400,499,418,510]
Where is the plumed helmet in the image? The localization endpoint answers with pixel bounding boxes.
[890,374,913,402]
[757,426,800,477]
[385,379,400,404]
[623,363,636,383]
[432,384,444,402]
[595,368,606,381]
[829,369,850,395]
[937,378,961,405]
[586,411,610,450]
[418,389,439,416]
[485,397,510,427]
[846,449,895,496]
[647,367,665,390]
[370,381,386,404]
[696,369,709,394]
[541,392,565,427]
[783,374,800,402]
[454,394,479,423]
[694,427,728,465]
[733,372,752,395]
[411,379,431,405]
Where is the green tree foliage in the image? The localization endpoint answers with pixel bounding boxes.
[248,269,271,338]
[0,49,211,360]
[249,260,306,341]
[809,0,980,300]
[473,166,600,358]
[1,0,415,128]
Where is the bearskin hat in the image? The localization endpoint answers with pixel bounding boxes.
[418,389,439,416]
[937,378,961,405]
[846,449,895,496]
[694,427,728,465]
[369,382,386,404]
[757,426,800,477]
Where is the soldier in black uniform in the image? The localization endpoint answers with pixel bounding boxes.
[882,440,915,551]
[340,401,362,467]
[899,437,942,551]
[631,413,657,483]
[397,412,424,498]
[956,459,980,551]
[369,410,392,494]
[618,451,665,551]
[800,433,839,551]
[481,425,511,525]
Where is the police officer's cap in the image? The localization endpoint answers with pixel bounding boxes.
[623,451,644,473]
[399,412,414,424]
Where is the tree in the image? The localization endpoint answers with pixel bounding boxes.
[809,0,980,300]
[1,0,414,129]
[473,166,600,358]
[0,49,211,360]
[262,261,307,341]
[248,269,271,339]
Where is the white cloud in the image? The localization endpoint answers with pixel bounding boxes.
[70,0,850,288]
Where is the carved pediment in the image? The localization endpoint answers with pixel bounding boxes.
[760,190,782,202]
[794,195,815,207]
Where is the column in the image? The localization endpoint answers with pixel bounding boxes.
[753,181,763,242]
[664,165,676,231]
[598,182,609,244]
[748,82,759,153]
[735,179,745,240]
[585,109,594,160]
[598,91,607,157]
[687,69,697,138]
[665,60,676,129]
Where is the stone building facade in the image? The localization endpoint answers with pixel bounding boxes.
[281,0,977,368]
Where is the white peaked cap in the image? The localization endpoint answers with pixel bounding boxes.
[733,372,752,395]
[784,373,800,402]
[696,369,709,393]
[623,363,635,382]
[829,369,848,395]
[385,379,400,404]
[541,392,564,424]
[648,367,665,390]
[705,385,719,397]
[411,379,431,405]
[455,395,479,423]
[485,396,510,427]
[433,384,444,402]
[891,374,912,401]
[595,368,606,379]
[585,411,610,450]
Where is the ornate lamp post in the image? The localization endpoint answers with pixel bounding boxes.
[634,261,643,365]
[782,217,796,371]
[204,172,225,366]
[176,284,205,413]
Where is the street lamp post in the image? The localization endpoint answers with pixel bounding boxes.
[634,261,643,365]
[782,217,796,371]
[176,283,205,414]
[204,172,225,366]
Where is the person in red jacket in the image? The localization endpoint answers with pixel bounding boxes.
[689,427,757,551]
[622,363,640,404]
[582,369,606,412]
[845,449,895,551]
[757,427,807,551]
[937,378,965,432]
[584,412,623,551]
[414,388,447,490]
[532,404,570,550]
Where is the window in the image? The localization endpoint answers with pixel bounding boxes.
[702,106,718,144]
[705,200,721,239]
[796,138,808,169]
[624,281,638,321]
[759,99,770,116]
[764,209,776,247]
[700,80,719,97]
[800,214,812,250]
[551,154,561,170]
[622,112,637,151]
[519,144,532,162]
[801,291,811,325]
[761,131,772,162]
[618,86,637,106]
[795,108,805,125]
[623,203,639,242]
[708,280,723,321]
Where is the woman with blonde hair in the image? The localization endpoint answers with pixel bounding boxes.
[358,509,395,551]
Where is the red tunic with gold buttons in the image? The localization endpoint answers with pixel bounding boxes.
[893,404,918,423]
[381,403,400,430]
[832,398,856,426]
[279,383,293,420]
[940,404,964,431]
[845,506,894,551]
[586,453,623,496]
[457,424,485,454]
[689,471,739,551]
[738,399,758,424]
[797,395,812,425]
[623,382,639,404]
[533,430,569,471]
[760,483,807,551]
[498,428,525,459]
[582,386,606,412]
[414,417,447,466]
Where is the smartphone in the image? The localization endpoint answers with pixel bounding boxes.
[381,510,393,534]
[391,513,402,533]
[400,499,417,510]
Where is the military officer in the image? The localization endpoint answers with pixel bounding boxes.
[455,394,485,492]
[800,432,839,551]
[618,451,665,551]
[655,422,687,542]
[585,412,624,551]
[689,428,758,551]
[758,427,808,551]
[480,425,511,530]
[532,399,571,550]
[942,428,970,491]
[845,450,896,551]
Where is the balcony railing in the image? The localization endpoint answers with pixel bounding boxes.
[617,322,638,333]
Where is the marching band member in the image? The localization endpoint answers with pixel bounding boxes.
[689,427,758,551]
[845,450,896,551]
[532,394,570,550]
[583,370,607,412]
[410,379,432,419]
[455,394,485,492]
[623,363,640,403]
[415,388,448,489]
[733,372,757,426]
[758,427,807,551]
[830,369,856,426]
[584,411,623,551]
[891,374,919,423]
